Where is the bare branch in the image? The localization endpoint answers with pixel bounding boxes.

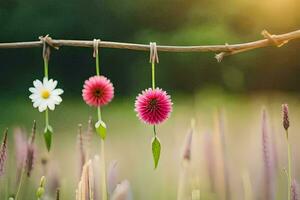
[0,29,299,61]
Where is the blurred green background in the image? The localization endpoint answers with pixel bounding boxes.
[1,0,300,199]
[1,0,300,98]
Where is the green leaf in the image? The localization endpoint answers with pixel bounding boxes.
[95,120,107,140]
[44,125,53,151]
[36,187,45,198]
[152,136,161,169]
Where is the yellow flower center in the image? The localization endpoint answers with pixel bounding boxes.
[41,89,50,99]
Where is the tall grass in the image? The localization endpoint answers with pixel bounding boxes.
[0,95,300,199]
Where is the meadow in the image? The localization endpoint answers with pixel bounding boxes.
[0,90,299,199]
[1,0,300,199]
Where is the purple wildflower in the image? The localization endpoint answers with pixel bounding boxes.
[0,129,8,177]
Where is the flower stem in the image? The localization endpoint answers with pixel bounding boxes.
[45,109,49,127]
[44,58,48,78]
[95,49,107,200]
[101,138,107,200]
[151,62,155,89]
[97,108,107,200]
[286,130,292,200]
[15,166,25,200]
[97,106,102,121]
[153,125,157,137]
[95,50,100,76]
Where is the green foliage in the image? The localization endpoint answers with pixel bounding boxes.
[152,136,161,169]
[1,0,300,96]
[95,120,107,140]
[36,176,46,199]
[44,125,53,151]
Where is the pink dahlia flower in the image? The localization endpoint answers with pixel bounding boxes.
[82,75,114,107]
[135,88,172,125]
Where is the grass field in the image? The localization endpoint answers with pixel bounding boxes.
[1,90,300,199]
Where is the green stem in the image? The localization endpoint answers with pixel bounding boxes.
[44,58,48,78]
[97,106,102,121]
[45,109,49,127]
[151,62,155,89]
[94,45,107,200]
[97,107,107,200]
[15,166,25,200]
[5,176,8,200]
[286,130,292,200]
[100,139,107,200]
[153,125,157,137]
[95,50,100,76]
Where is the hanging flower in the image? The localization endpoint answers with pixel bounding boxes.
[135,88,172,125]
[82,75,114,107]
[29,77,64,112]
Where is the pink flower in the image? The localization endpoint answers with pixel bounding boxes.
[135,88,172,125]
[82,75,114,107]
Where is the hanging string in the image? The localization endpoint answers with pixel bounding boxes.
[93,39,101,76]
[93,39,102,121]
[38,35,61,151]
[39,35,59,78]
[40,35,51,78]
[39,36,52,128]
[149,42,159,137]
[149,42,159,90]
[93,38,108,200]
[261,30,289,47]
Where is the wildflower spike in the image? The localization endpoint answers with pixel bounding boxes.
[292,179,299,200]
[0,129,8,176]
[111,180,132,200]
[282,104,290,131]
[36,176,46,200]
[182,125,193,161]
[30,120,37,144]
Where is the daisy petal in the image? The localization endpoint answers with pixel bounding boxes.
[33,99,42,108]
[43,77,49,85]
[52,89,64,96]
[48,80,58,91]
[38,103,47,112]
[48,102,55,110]
[33,80,43,90]
[30,77,63,112]
[29,94,39,100]
[51,95,62,104]
[29,87,37,93]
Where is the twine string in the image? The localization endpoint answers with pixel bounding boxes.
[149,42,159,64]
[93,39,101,58]
[261,30,289,47]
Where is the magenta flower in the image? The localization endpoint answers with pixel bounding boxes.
[135,88,172,125]
[82,75,114,107]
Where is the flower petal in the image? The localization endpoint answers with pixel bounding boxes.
[48,101,55,110]
[33,99,42,108]
[29,94,39,100]
[29,87,38,93]
[51,95,62,104]
[38,102,47,112]
[48,80,58,91]
[33,80,43,90]
[43,77,49,85]
[52,89,64,96]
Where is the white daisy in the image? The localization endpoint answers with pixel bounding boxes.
[29,77,64,112]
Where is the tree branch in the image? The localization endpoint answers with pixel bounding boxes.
[0,29,299,61]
